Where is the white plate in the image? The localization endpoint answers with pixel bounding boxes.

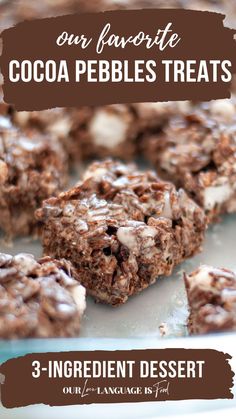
[1,214,236,339]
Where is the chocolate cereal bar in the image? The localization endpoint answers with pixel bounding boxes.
[145,99,236,222]
[36,159,206,306]
[0,252,86,339]
[0,116,68,238]
[184,265,236,334]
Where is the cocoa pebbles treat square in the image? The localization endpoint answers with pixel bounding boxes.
[69,105,139,161]
[0,253,86,339]
[145,98,236,223]
[184,265,236,335]
[36,159,206,306]
[0,116,68,239]
[67,102,176,161]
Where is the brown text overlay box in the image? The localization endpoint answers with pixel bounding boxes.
[0,349,233,407]
[1,9,236,110]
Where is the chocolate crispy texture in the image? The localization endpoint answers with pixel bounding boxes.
[13,107,80,161]
[14,103,176,162]
[184,265,236,334]
[36,159,206,306]
[145,99,236,222]
[70,105,139,161]
[0,116,68,238]
[14,105,138,161]
[0,253,86,339]
[73,103,180,160]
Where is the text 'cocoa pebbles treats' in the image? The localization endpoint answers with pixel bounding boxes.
[184,265,236,335]
[0,253,86,339]
[0,114,68,239]
[36,159,206,306]
[144,98,236,223]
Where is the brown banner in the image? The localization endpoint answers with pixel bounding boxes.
[1,9,236,110]
[0,349,233,408]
